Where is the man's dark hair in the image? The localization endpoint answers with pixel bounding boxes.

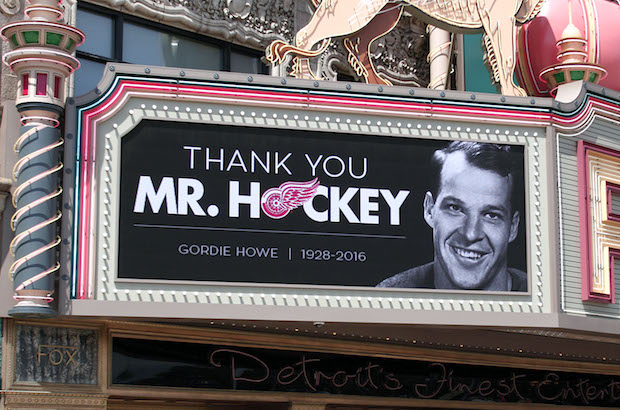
[429,141,523,214]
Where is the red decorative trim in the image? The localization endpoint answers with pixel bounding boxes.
[35,72,47,96]
[53,75,61,99]
[21,73,29,96]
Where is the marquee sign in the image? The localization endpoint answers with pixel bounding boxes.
[64,66,559,322]
[118,120,526,288]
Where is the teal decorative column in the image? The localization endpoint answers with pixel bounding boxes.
[1,0,83,317]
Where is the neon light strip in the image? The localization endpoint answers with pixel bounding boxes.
[311,95,547,119]
[582,0,598,63]
[72,76,161,297]
[556,38,587,46]
[11,211,61,255]
[11,188,62,231]
[310,89,552,111]
[13,138,63,179]
[553,97,620,132]
[9,233,61,278]
[12,162,62,207]
[15,262,60,293]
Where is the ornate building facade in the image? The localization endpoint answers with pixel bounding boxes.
[1,0,620,409]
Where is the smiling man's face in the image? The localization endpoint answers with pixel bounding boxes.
[424,151,520,290]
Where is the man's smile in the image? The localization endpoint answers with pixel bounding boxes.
[449,245,488,261]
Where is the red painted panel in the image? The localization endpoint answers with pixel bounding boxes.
[36,73,47,96]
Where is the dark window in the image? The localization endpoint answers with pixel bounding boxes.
[75,4,268,96]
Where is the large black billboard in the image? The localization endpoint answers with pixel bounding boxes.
[119,120,527,291]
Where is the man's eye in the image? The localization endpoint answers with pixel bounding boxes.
[485,212,502,220]
[447,204,462,213]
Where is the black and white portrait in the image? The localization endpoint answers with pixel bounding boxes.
[377,141,527,292]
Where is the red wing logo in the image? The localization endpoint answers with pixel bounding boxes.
[261,178,320,219]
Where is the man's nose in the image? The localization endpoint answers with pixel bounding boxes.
[460,215,483,242]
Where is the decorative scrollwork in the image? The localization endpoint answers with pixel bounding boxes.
[1,0,20,16]
[118,0,295,46]
[370,14,429,87]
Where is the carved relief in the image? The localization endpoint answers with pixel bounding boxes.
[314,21,429,88]
[0,0,20,16]
[85,0,429,87]
[95,0,296,48]
[369,14,429,87]
[316,41,352,81]
[266,0,546,95]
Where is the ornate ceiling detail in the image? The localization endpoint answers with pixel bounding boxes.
[0,0,20,15]
[91,0,294,49]
[85,0,429,86]
[313,19,430,88]
[370,14,429,87]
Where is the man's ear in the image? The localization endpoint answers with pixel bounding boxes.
[509,211,520,243]
[423,191,435,228]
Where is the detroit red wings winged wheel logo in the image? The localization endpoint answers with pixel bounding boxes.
[261,178,320,219]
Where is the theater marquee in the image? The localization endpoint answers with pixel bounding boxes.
[62,66,553,322]
[118,121,526,288]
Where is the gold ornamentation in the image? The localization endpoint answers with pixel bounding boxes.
[3,392,108,408]
[1,0,20,15]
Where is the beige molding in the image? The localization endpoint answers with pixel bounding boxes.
[2,391,108,409]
